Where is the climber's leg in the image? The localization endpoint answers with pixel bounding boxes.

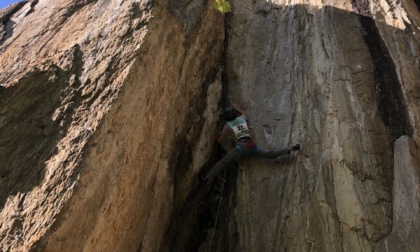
[205,147,241,182]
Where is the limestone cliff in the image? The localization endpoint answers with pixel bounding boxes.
[222,1,420,251]
[0,0,419,252]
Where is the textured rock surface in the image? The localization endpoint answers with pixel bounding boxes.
[1,0,224,251]
[221,0,420,251]
[377,136,420,252]
[0,0,419,251]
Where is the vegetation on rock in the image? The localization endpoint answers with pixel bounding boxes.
[214,0,231,14]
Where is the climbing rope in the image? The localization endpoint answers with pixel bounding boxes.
[209,169,227,251]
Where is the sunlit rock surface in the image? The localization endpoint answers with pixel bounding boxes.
[1,0,224,251]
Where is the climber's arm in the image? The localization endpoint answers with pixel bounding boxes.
[217,124,231,144]
[217,133,225,144]
[231,103,245,116]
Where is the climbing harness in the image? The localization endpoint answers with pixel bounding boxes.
[235,137,257,156]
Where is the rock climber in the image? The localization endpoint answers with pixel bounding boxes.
[203,102,300,183]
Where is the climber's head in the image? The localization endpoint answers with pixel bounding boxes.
[224,108,237,121]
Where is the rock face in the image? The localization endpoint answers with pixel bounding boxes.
[222,1,420,251]
[377,136,420,252]
[0,0,224,251]
[0,0,419,251]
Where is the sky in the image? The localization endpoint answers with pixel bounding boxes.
[0,0,23,9]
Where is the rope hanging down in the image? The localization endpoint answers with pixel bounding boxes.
[209,169,227,251]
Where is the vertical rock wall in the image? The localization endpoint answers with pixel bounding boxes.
[221,0,420,251]
[1,0,420,251]
[1,0,224,251]
[38,2,225,251]
[1,0,152,250]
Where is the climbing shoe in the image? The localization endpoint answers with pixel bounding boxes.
[292,144,300,151]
